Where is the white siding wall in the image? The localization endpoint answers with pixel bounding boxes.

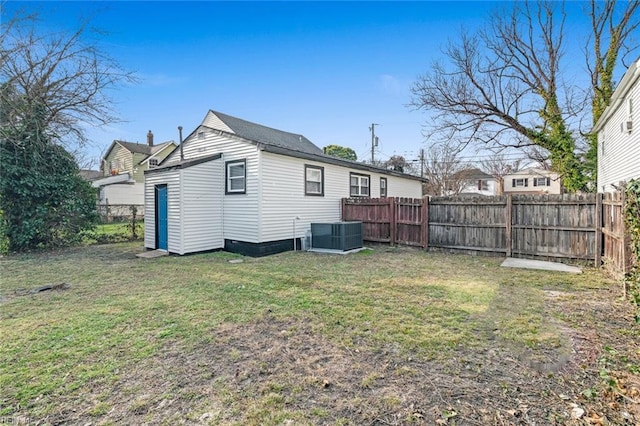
[181,160,224,254]
[165,131,261,243]
[503,170,562,194]
[144,170,181,252]
[201,111,234,133]
[259,152,422,242]
[598,77,640,192]
[100,182,144,205]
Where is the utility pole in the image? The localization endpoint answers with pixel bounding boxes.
[369,123,379,164]
[420,148,425,178]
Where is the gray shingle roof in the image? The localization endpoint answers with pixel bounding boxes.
[211,110,323,156]
[114,140,174,156]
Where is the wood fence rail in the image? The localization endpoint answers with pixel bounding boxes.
[342,193,631,276]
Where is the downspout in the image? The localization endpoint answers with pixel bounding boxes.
[178,126,184,161]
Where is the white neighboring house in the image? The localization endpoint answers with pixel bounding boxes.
[594,59,640,192]
[451,168,498,196]
[503,168,562,194]
[144,109,425,256]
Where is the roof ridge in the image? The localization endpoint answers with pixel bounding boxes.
[211,109,309,139]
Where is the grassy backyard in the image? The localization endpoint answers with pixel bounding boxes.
[0,243,638,425]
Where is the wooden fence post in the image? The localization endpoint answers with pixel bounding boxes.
[389,197,396,246]
[595,192,602,268]
[505,195,512,257]
[423,196,429,250]
[621,188,629,298]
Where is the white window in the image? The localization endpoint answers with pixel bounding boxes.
[512,178,528,187]
[477,180,489,191]
[380,177,387,197]
[149,158,159,168]
[350,173,370,197]
[305,165,324,196]
[533,177,550,187]
[226,160,246,194]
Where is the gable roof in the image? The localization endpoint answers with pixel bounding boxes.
[165,109,425,182]
[453,168,493,180]
[504,167,557,178]
[205,110,324,156]
[102,140,176,163]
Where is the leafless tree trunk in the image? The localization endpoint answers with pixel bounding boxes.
[480,153,523,195]
[584,0,639,182]
[411,1,636,192]
[422,141,466,196]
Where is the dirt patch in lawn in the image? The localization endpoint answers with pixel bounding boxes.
[40,285,639,426]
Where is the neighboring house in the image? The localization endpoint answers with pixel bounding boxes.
[144,109,425,256]
[449,168,498,196]
[594,59,639,192]
[92,131,176,213]
[503,167,562,194]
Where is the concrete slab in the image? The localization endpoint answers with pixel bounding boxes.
[136,249,169,259]
[501,257,582,274]
[307,247,367,255]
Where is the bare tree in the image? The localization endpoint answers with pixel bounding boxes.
[422,141,466,196]
[384,155,417,174]
[411,1,638,193]
[584,0,640,182]
[480,153,523,195]
[1,11,136,152]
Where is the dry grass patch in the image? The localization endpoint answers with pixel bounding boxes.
[1,243,637,424]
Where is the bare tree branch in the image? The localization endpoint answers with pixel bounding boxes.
[0,10,137,152]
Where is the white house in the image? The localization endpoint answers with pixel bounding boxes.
[503,167,562,194]
[451,168,498,196]
[144,110,424,256]
[594,59,640,192]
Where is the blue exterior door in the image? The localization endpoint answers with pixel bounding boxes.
[155,185,168,250]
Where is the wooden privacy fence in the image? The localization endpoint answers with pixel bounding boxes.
[602,191,633,278]
[342,194,632,275]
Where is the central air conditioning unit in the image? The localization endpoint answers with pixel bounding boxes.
[311,222,363,251]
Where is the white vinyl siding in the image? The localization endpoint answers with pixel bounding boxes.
[504,168,561,194]
[99,182,144,205]
[259,152,422,242]
[144,159,223,255]
[597,64,640,192]
[181,160,224,254]
[164,130,261,243]
[201,110,234,133]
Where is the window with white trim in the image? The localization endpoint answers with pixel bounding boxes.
[512,178,528,187]
[149,158,159,168]
[305,165,324,196]
[350,173,370,197]
[380,177,387,197]
[226,159,246,194]
[533,177,550,187]
[477,180,489,191]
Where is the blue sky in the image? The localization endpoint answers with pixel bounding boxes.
[3,1,607,168]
